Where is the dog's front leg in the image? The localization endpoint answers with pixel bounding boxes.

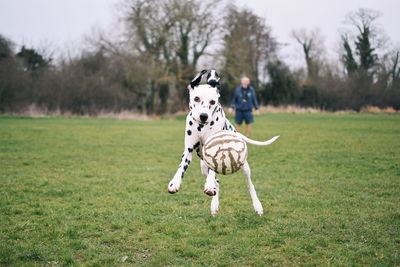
[201,160,219,216]
[168,124,198,194]
[210,177,220,216]
[168,149,193,193]
[204,169,218,196]
[204,170,220,215]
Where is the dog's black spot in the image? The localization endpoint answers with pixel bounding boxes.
[209,105,211,109]
[184,165,188,171]
[189,121,193,126]
[199,124,204,128]
[208,79,219,88]
[197,126,201,132]
[210,121,214,126]
[181,172,184,178]
[200,69,208,74]
[187,130,192,135]
[188,160,191,164]
[188,148,193,152]
[216,117,219,121]
[197,150,203,159]
[193,141,200,148]
[185,159,188,163]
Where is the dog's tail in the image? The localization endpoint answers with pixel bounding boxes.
[237,133,280,146]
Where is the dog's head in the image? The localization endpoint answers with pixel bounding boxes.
[188,69,220,90]
[188,69,221,125]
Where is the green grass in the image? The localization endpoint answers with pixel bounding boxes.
[0,113,399,266]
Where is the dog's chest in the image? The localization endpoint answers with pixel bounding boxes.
[199,119,225,141]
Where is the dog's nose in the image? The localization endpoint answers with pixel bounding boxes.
[200,113,208,122]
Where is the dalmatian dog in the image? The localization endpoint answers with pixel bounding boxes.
[168,69,278,216]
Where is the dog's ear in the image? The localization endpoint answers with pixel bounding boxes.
[211,70,220,80]
[207,69,221,91]
[188,69,208,90]
[207,79,219,87]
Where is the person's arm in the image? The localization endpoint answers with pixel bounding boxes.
[251,86,259,110]
[250,86,260,115]
[228,87,238,114]
[230,87,238,108]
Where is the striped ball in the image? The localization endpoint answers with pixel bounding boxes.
[202,131,247,174]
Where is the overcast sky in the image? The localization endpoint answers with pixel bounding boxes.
[0,0,399,67]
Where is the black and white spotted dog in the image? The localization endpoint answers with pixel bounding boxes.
[168,69,279,216]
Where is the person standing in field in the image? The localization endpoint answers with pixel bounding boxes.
[228,76,260,137]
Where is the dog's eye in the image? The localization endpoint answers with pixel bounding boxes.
[209,100,216,105]
[194,96,200,102]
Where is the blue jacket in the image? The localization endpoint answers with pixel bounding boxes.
[230,85,259,111]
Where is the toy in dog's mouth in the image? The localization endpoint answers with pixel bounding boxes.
[202,131,248,174]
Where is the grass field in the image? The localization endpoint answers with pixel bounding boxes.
[0,113,399,266]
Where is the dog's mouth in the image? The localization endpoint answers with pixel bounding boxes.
[190,112,210,125]
[192,116,208,125]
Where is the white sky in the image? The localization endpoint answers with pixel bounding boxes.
[0,0,399,67]
[235,0,400,67]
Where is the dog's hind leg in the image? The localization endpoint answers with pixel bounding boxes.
[242,161,263,216]
[201,160,219,216]
[210,180,219,216]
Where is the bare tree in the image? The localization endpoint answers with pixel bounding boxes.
[291,28,325,80]
[221,4,276,103]
[0,35,14,59]
[121,0,222,112]
[389,50,400,84]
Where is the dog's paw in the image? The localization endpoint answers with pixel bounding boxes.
[211,208,218,216]
[255,209,263,216]
[204,184,217,196]
[203,188,216,196]
[253,200,263,216]
[168,178,181,194]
